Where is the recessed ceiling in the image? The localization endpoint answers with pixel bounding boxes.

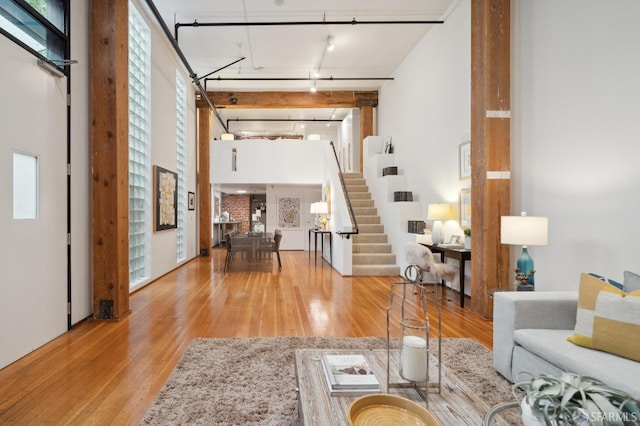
[151,0,456,135]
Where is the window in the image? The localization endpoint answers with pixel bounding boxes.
[13,151,38,219]
[128,3,150,287]
[176,71,187,262]
[0,0,68,66]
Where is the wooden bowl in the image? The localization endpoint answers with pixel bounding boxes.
[348,394,441,426]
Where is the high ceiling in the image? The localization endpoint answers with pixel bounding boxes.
[152,0,456,137]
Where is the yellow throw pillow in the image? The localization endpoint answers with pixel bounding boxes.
[567,273,640,362]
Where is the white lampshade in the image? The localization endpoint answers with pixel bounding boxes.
[427,203,455,221]
[310,202,319,214]
[314,202,328,215]
[501,213,548,246]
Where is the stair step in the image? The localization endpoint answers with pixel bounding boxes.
[354,216,380,225]
[345,184,368,193]
[353,207,377,216]
[353,233,388,244]
[348,192,371,200]
[344,178,366,186]
[358,224,384,233]
[352,264,401,277]
[351,199,374,208]
[352,253,396,265]
[342,173,363,180]
[352,243,393,254]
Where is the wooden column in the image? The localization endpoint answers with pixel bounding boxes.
[90,0,130,320]
[198,107,212,256]
[470,0,511,318]
[359,106,374,172]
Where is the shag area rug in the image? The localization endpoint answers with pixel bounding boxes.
[140,337,516,425]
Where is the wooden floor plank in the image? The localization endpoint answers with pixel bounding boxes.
[0,248,493,424]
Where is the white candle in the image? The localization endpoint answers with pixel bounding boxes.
[401,335,427,382]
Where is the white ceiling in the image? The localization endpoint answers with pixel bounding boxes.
[152,0,456,138]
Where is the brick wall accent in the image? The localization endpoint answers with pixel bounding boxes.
[221,194,251,233]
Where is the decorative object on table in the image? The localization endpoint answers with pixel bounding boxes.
[153,165,178,231]
[220,211,230,222]
[408,220,426,234]
[500,212,548,290]
[348,394,441,426]
[320,354,380,397]
[514,372,640,426]
[427,203,455,246]
[458,141,471,180]
[386,263,442,408]
[463,228,471,250]
[459,188,471,227]
[383,136,394,154]
[310,201,328,229]
[277,196,301,229]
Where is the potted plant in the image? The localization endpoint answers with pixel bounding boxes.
[463,228,471,249]
[514,372,640,425]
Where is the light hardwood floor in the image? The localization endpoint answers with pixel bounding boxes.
[0,248,493,425]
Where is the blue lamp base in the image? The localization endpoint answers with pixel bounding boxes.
[515,246,535,290]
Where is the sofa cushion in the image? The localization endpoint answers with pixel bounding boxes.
[514,328,640,399]
[624,270,640,292]
[567,273,640,362]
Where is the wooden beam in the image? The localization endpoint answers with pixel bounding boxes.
[198,107,212,256]
[207,91,378,109]
[359,106,374,172]
[470,0,511,319]
[90,0,130,320]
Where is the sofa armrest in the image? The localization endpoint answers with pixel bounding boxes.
[493,291,578,382]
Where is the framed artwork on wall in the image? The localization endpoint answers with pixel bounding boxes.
[460,188,471,227]
[459,141,471,180]
[188,191,195,210]
[277,196,301,229]
[154,165,178,231]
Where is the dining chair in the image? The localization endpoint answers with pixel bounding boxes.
[258,229,283,270]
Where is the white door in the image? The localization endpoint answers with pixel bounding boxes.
[0,39,68,369]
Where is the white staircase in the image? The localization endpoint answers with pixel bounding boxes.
[343,172,400,276]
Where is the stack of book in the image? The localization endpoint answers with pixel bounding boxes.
[320,354,380,397]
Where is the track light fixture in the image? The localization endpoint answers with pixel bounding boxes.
[326,35,335,51]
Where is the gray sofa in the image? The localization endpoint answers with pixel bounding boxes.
[493,291,640,399]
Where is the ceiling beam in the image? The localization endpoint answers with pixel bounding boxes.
[206,91,378,109]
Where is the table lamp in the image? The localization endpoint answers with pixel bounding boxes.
[310,202,328,229]
[427,203,454,245]
[500,212,548,290]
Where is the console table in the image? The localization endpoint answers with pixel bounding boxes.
[308,229,332,266]
[420,243,471,308]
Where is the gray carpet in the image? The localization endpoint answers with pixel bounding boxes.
[140,337,516,425]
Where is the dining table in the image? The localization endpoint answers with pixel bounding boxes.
[229,232,274,271]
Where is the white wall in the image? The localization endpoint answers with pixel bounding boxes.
[377,0,471,292]
[211,139,325,184]
[377,0,640,293]
[511,0,640,289]
[265,185,321,250]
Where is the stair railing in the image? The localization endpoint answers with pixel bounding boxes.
[329,141,359,239]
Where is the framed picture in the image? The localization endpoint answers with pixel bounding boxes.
[460,188,471,227]
[188,191,195,210]
[154,165,178,231]
[459,141,471,180]
[277,196,301,229]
